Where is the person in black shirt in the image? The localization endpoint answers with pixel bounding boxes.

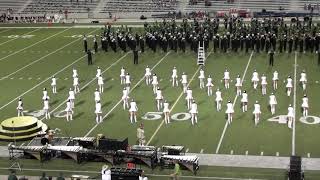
[87,50,93,65]
[269,49,275,66]
[83,35,88,52]
[133,49,138,65]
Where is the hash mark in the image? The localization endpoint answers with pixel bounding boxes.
[276,152,279,156]
[185,148,189,153]
[307,153,310,158]
[245,151,248,155]
[64,78,68,80]
[19,77,23,80]
[37,77,41,80]
[260,151,264,156]
[200,149,204,154]
[28,77,32,80]
[10,77,14,80]
[230,150,233,155]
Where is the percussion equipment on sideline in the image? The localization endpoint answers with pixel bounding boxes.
[111,167,142,180]
[162,145,185,155]
[117,149,157,169]
[160,155,199,175]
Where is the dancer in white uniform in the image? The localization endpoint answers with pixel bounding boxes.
[95,100,102,123]
[97,75,104,93]
[190,100,198,125]
[253,101,261,126]
[163,100,170,124]
[269,92,277,115]
[251,70,259,89]
[287,104,294,128]
[198,68,205,89]
[241,90,248,112]
[17,98,24,117]
[68,88,75,108]
[72,68,78,78]
[145,65,152,85]
[129,99,138,123]
[96,66,101,78]
[299,70,307,91]
[65,99,73,121]
[185,87,193,110]
[261,74,267,95]
[43,98,50,119]
[94,88,101,102]
[225,100,234,124]
[122,87,130,110]
[206,75,214,96]
[51,76,57,94]
[151,74,159,94]
[181,72,188,93]
[125,73,131,92]
[155,87,163,111]
[223,69,230,89]
[286,76,293,96]
[171,66,178,87]
[272,70,279,90]
[42,88,49,100]
[215,88,223,111]
[73,75,80,93]
[301,94,309,117]
[120,67,126,85]
[235,75,242,95]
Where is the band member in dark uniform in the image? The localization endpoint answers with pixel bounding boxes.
[94,35,98,53]
[83,35,88,52]
[269,49,274,66]
[317,49,320,66]
[133,49,138,65]
[87,49,93,65]
[139,37,145,53]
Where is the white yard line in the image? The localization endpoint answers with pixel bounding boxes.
[0,54,87,111]
[40,52,130,121]
[0,28,40,46]
[0,29,98,80]
[215,51,254,154]
[292,52,297,156]
[0,28,72,62]
[146,50,213,146]
[84,51,171,137]
[0,29,10,34]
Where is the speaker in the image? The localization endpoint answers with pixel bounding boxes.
[288,156,303,180]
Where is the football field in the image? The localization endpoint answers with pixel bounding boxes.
[0,26,320,165]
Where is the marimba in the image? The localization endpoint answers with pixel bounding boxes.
[9,145,45,161]
[46,145,82,163]
[160,155,199,175]
[162,145,185,155]
[117,149,157,169]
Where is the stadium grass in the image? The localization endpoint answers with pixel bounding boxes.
[1,28,320,177]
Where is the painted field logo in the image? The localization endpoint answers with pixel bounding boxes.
[66,35,96,38]
[23,110,45,118]
[268,115,320,125]
[142,112,191,121]
[5,35,35,39]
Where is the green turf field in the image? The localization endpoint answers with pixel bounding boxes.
[0,27,320,178]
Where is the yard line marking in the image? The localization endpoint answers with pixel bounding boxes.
[40,52,130,121]
[200,149,204,153]
[0,54,88,111]
[37,77,41,80]
[0,29,98,80]
[0,29,10,34]
[84,52,171,137]
[0,28,71,62]
[0,28,40,46]
[260,152,264,156]
[292,52,297,156]
[146,51,213,145]
[215,51,254,154]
